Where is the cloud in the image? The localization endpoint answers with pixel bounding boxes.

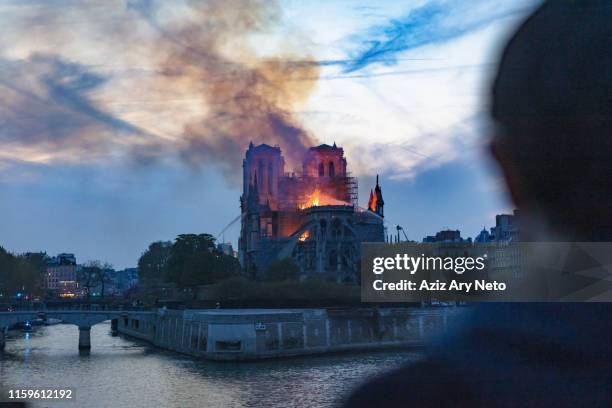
[0,0,537,184]
[291,0,538,181]
[0,0,529,267]
[0,54,155,165]
[342,0,532,73]
[0,0,320,181]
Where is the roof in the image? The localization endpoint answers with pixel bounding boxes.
[249,143,281,152]
[309,142,341,151]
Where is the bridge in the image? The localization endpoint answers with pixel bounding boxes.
[0,310,155,351]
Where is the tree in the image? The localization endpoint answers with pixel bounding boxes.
[19,252,47,296]
[138,241,172,286]
[164,234,239,288]
[214,251,241,281]
[262,258,300,282]
[99,262,113,298]
[137,234,240,291]
[0,247,47,297]
[180,249,240,286]
[80,260,112,299]
[166,234,215,284]
[80,261,98,299]
[0,247,15,297]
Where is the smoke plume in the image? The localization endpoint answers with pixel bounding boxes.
[0,0,320,181]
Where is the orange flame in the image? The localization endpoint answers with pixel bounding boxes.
[299,188,348,209]
[298,230,310,242]
[368,189,377,211]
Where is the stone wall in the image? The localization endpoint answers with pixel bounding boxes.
[118,307,464,361]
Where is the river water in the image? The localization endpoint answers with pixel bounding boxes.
[0,322,423,407]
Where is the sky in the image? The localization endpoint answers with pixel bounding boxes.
[0,0,540,269]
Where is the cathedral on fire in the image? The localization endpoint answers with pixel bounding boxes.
[239,142,385,282]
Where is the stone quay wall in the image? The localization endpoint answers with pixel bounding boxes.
[117,307,464,361]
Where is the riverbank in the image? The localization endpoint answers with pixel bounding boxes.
[117,306,464,361]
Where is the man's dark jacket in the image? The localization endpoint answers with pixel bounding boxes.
[343,304,612,407]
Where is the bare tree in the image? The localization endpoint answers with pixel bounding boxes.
[81,260,113,299]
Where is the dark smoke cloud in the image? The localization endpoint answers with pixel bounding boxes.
[155,0,320,175]
[0,0,320,181]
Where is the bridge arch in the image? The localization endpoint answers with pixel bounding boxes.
[0,310,155,351]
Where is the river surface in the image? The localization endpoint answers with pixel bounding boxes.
[0,322,423,408]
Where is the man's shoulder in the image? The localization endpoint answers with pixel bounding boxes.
[342,304,612,407]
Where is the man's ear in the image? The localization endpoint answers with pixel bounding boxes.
[489,138,525,209]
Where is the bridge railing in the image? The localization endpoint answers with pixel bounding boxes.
[5,302,152,312]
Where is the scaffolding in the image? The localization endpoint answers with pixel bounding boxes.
[276,172,358,210]
[345,172,358,207]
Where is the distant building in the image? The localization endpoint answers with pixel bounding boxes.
[474,228,492,243]
[490,210,520,242]
[473,210,522,278]
[116,268,139,294]
[217,242,235,257]
[423,229,471,243]
[45,253,78,296]
[470,210,521,243]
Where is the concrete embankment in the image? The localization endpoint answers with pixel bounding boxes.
[118,307,465,361]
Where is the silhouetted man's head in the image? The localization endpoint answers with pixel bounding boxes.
[491,1,611,240]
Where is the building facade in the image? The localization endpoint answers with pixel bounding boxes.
[423,229,471,243]
[473,210,521,243]
[45,253,78,296]
[239,143,385,282]
[491,210,520,242]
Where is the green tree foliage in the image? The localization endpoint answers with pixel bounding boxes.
[0,247,47,297]
[262,258,300,282]
[166,234,216,284]
[180,250,240,286]
[138,234,240,289]
[137,241,172,285]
